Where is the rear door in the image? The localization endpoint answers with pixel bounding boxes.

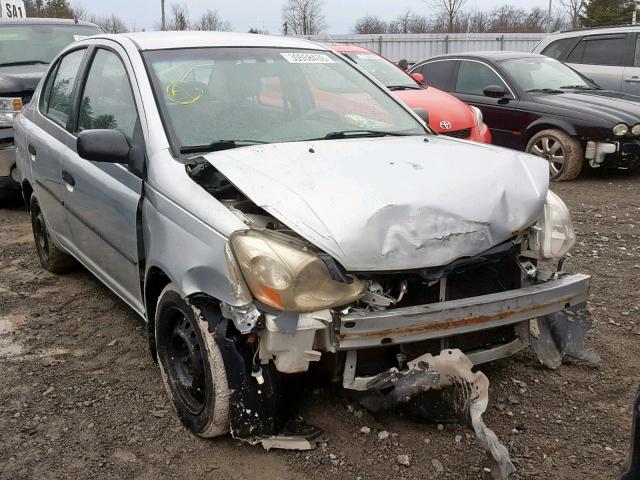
[564,33,631,92]
[61,44,145,312]
[449,59,524,149]
[30,47,88,250]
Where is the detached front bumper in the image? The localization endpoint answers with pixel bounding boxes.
[338,273,590,350]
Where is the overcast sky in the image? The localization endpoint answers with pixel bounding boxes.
[79,0,555,34]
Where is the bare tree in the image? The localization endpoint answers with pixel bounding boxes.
[167,3,189,31]
[72,0,88,20]
[388,10,413,33]
[353,15,388,34]
[89,14,128,33]
[192,9,232,31]
[428,0,467,33]
[560,0,585,29]
[281,0,326,35]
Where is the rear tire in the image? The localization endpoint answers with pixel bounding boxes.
[155,284,230,437]
[30,197,75,273]
[526,129,583,182]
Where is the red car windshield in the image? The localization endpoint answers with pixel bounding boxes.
[339,51,419,90]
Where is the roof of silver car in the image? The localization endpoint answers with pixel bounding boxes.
[120,31,327,52]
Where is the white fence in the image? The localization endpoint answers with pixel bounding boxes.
[301,33,547,63]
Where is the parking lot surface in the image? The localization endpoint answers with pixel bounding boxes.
[1,171,639,480]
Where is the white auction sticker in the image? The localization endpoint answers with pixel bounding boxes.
[0,0,26,19]
[280,52,335,64]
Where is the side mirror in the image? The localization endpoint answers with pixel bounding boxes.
[410,72,425,85]
[77,129,130,164]
[483,85,507,98]
[413,108,429,125]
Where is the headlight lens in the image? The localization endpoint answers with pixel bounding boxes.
[525,190,575,259]
[632,123,640,136]
[0,97,22,127]
[470,106,483,127]
[613,123,628,136]
[229,230,364,311]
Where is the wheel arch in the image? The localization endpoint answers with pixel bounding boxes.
[524,118,579,146]
[21,179,33,210]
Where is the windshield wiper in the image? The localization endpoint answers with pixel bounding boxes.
[387,85,422,91]
[180,139,269,154]
[526,88,564,94]
[323,130,420,140]
[0,60,48,67]
[560,84,599,90]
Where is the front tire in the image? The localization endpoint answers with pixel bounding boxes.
[526,129,584,182]
[30,197,75,273]
[155,284,230,437]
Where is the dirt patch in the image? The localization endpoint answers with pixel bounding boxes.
[1,170,639,479]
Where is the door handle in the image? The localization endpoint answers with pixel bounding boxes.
[28,144,36,155]
[61,170,75,187]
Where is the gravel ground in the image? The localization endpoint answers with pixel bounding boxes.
[1,170,639,480]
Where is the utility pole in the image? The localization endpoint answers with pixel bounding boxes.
[161,0,166,31]
[546,0,553,32]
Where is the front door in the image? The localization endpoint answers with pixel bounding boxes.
[452,59,524,149]
[61,45,145,312]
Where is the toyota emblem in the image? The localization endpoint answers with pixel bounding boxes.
[440,120,452,130]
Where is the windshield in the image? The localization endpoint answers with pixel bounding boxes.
[144,47,425,153]
[339,50,418,89]
[500,57,595,92]
[0,24,102,66]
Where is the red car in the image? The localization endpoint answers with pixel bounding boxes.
[331,45,491,143]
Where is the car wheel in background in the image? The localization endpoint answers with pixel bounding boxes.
[29,197,76,273]
[526,129,583,182]
[155,284,230,437]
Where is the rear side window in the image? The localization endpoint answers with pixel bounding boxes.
[455,60,506,96]
[43,49,86,127]
[417,60,457,90]
[567,35,627,66]
[541,37,577,60]
[77,49,138,140]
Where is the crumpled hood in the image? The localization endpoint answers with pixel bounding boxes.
[204,135,549,271]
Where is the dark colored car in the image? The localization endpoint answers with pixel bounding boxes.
[0,18,102,200]
[411,51,640,181]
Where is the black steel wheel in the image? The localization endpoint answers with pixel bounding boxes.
[155,284,230,437]
[29,197,75,273]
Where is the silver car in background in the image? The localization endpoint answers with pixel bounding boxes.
[533,25,640,95]
[14,32,597,461]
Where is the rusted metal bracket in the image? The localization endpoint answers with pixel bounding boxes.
[360,349,516,480]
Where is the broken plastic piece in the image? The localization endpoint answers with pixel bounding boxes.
[260,417,325,451]
[530,303,601,369]
[361,349,516,480]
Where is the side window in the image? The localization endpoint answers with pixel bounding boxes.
[43,49,86,127]
[567,35,627,66]
[78,49,138,140]
[418,60,457,90]
[455,61,507,96]
[541,37,577,60]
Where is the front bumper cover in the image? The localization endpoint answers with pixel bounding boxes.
[338,273,590,350]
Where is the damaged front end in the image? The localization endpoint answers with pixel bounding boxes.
[186,153,599,478]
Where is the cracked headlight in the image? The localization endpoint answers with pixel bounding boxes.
[229,230,364,311]
[525,190,576,259]
[0,97,22,127]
